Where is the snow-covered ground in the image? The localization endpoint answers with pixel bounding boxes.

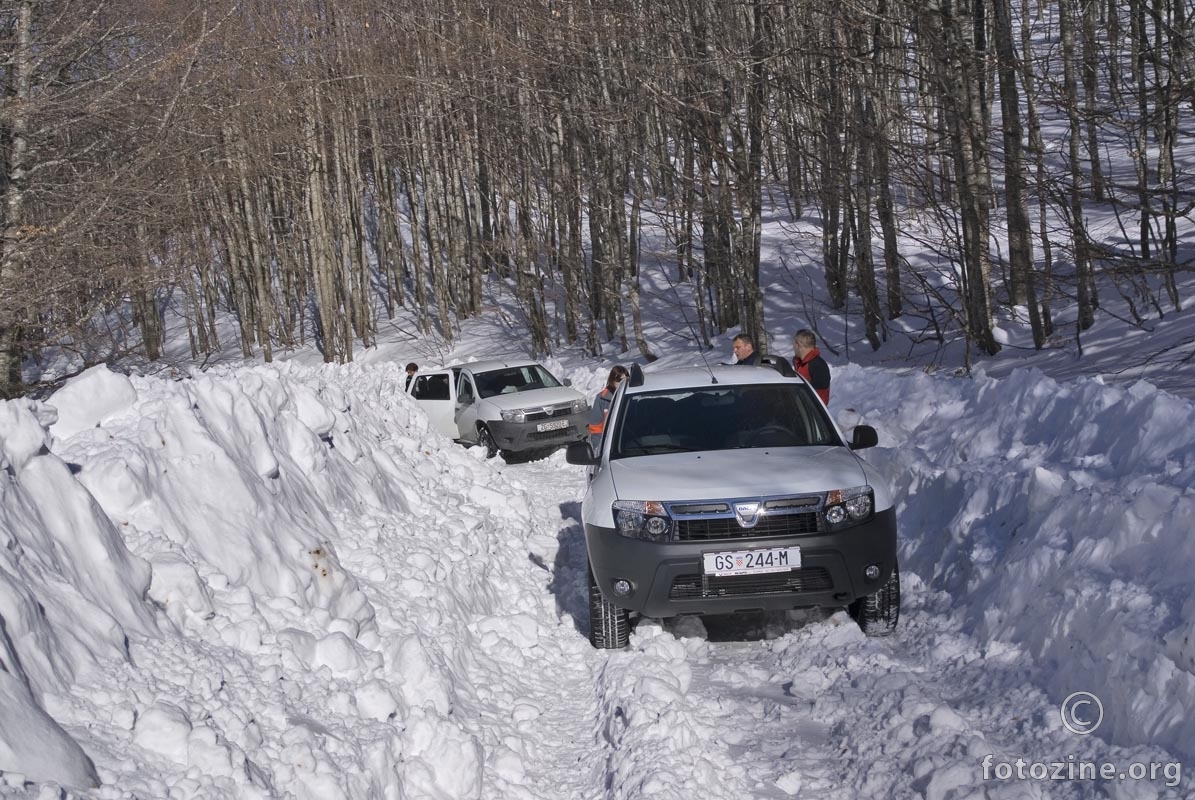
[2,308,1192,798]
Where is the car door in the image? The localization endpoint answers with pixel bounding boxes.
[408,370,458,439]
[455,371,481,442]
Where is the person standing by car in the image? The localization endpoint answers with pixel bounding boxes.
[732,334,760,366]
[588,365,630,452]
[404,362,419,391]
[792,329,831,404]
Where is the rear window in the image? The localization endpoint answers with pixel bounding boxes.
[611,383,838,458]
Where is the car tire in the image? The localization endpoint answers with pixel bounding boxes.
[477,424,499,459]
[848,562,900,636]
[588,564,630,649]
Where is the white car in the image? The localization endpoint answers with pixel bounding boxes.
[566,361,899,648]
[407,359,589,460]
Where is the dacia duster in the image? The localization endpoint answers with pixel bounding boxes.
[566,361,900,648]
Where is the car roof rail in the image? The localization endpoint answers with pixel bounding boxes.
[629,363,645,387]
[759,355,796,377]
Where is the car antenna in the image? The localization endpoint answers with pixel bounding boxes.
[697,340,718,384]
[662,266,717,383]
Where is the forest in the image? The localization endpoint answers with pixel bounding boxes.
[1,0,1190,396]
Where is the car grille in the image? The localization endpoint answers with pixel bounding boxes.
[524,403,577,422]
[675,512,820,541]
[528,426,577,441]
[669,567,833,599]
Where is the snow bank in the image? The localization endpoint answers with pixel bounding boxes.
[0,397,153,788]
[0,361,564,798]
[834,364,1195,759]
[46,366,378,637]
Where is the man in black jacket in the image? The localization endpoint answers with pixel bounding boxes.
[732,334,760,366]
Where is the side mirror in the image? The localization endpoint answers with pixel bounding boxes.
[850,425,879,450]
[565,441,599,466]
[562,377,573,386]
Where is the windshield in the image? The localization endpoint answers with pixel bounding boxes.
[611,384,839,457]
[474,365,563,399]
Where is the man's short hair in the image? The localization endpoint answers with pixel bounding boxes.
[733,333,755,348]
[793,330,816,348]
[405,362,418,372]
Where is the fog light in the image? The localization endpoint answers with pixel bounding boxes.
[864,564,881,580]
[613,580,633,597]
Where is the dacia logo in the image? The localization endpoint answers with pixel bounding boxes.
[543,406,556,416]
[734,501,761,528]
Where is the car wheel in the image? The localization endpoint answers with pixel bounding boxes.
[848,562,900,636]
[588,563,630,649]
[477,425,499,459]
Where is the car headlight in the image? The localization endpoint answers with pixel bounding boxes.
[612,500,674,542]
[822,486,874,530]
[501,408,527,423]
[571,398,588,414]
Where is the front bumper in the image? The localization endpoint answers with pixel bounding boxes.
[487,412,588,453]
[585,508,897,618]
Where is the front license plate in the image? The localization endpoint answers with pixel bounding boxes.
[702,546,801,577]
[536,418,569,432]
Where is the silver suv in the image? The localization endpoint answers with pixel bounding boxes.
[566,362,899,648]
[409,359,588,460]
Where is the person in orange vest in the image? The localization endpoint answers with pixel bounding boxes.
[588,365,630,452]
[792,329,831,404]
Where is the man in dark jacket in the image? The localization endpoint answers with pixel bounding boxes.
[792,329,830,404]
[732,334,760,366]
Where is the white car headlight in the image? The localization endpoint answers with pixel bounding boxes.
[572,398,588,413]
[501,409,527,423]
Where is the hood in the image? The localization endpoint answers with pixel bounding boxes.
[608,447,868,501]
[481,386,585,413]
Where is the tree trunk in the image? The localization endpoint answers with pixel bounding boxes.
[0,0,34,396]
[992,0,1043,347]
[1062,0,1096,330]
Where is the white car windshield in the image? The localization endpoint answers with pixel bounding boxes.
[612,384,838,457]
[473,365,562,399]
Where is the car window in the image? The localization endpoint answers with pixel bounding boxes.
[612,384,839,458]
[412,373,450,401]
